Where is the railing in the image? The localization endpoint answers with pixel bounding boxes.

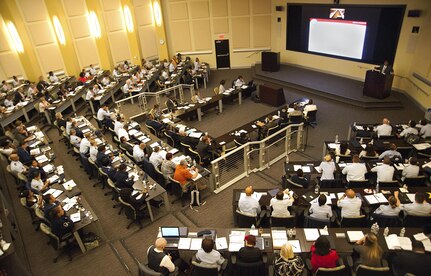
[210,123,305,193]
[114,84,195,119]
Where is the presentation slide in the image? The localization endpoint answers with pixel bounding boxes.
[308,18,367,59]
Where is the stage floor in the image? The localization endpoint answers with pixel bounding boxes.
[252,63,403,109]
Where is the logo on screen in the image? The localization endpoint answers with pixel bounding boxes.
[330,8,345,19]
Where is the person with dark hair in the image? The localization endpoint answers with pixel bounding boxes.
[399,120,418,137]
[161,152,176,181]
[420,119,431,138]
[114,163,134,189]
[379,143,402,160]
[342,155,367,182]
[391,240,431,276]
[19,190,41,209]
[119,136,133,154]
[375,60,393,75]
[303,99,317,117]
[402,157,420,181]
[17,142,32,165]
[353,233,383,268]
[28,160,47,182]
[42,194,60,218]
[359,143,378,158]
[96,144,111,166]
[234,75,245,88]
[218,80,226,94]
[48,205,74,238]
[289,169,309,188]
[237,235,262,263]
[270,189,294,217]
[319,154,336,180]
[394,191,431,216]
[97,104,114,129]
[310,236,339,272]
[371,156,395,183]
[336,141,350,156]
[195,238,226,271]
[309,194,332,220]
[30,171,50,192]
[374,196,400,216]
[119,187,146,210]
[166,95,178,111]
[101,156,116,181]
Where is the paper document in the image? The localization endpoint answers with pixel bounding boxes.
[216,237,228,250]
[385,234,412,251]
[413,143,431,151]
[70,212,81,222]
[347,231,364,243]
[272,229,288,249]
[304,229,320,241]
[288,240,301,253]
[178,238,191,250]
[229,231,246,252]
[190,238,203,250]
[239,192,266,202]
[413,233,429,241]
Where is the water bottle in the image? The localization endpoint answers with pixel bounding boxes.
[335,135,339,143]
[251,224,255,231]
[360,137,363,144]
[400,227,405,237]
[383,227,389,237]
[375,183,379,193]
[314,184,320,194]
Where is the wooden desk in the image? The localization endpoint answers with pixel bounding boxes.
[259,85,285,107]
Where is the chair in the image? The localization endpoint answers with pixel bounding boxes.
[270,215,295,227]
[285,178,305,189]
[138,262,164,276]
[347,180,371,189]
[236,210,257,228]
[403,176,426,187]
[106,178,123,211]
[370,213,402,228]
[355,264,391,276]
[213,87,219,95]
[154,165,166,188]
[378,180,400,188]
[319,179,342,188]
[305,258,347,276]
[304,216,330,228]
[145,121,158,137]
[234,260,267,276]
[180,142,193,156]
[118,197,147,229]
[339,215,367,228]
[289,114,303,124]
[304,110,317,128]
[39,223,75,263]
[403,214,431,228]
[190,260,219,276]
[169,176,190,207]
[163,131,175,147]
[188,147,203,165]
[95,168,108,189]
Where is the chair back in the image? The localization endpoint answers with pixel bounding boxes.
[370,213,402,228]
[236,210,257,228]
[305,110,317,123]
[188,147,202,164]
[378,181,400,188]
[40,222,60,250]
[145,122,158,136]
[271,215,295,228]
[347,180,371,189]
[169,176,184,198]
[340,215,367,228]
[213,87,219,95]
[154,166,166,188]
[304,216,330,228]
[356,264,391,276]
[6,164,17,177]
[286,178,304,188]
[316,265,347,276]
[319,179,342,188]
[403,176,426,187]
[138,263,163,276]
[107,178,120,200]
[190,261,218,276]
[180,142,193,155]
[235,260,266,276]
[119,197,137,220]
[163,131,175,147]
[403,214,431,228]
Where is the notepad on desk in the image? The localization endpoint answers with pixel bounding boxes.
[288,240,301,253]
[304,228,320,241]
[385,234,412,251]
[364,193,388,205]
[70,212,81,222]
[216,237,228,250]
[347,231,364,243]
[271,229,288,249]
[178,238,191,250]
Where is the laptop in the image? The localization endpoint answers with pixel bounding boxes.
[161,226,188,248]
[255,237,265,250]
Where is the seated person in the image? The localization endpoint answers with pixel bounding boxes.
[257,115,279,139]
[341,155,367,182]
[353,233,383,268]
[147,238,186,275]
[96,145,111,166]
[17,142,33,165]
[100,156,116,181]
[289,169,309,188]
[149,104,162,121]
[191,91,203,103]
[303,99,317,117]
[395,191,431,216]
[420,119,431,138]
[371,156,395,183]
[173,159,199,190]
[119,136,134,154]
[270,189,294,217]
[309,194,332,220]
[19,189,41,209]
[359,143,378,158]
[97,104,114,129]
[398,120,419,137]
[146,115,166,133]
[318,154,336,180]
[374,196,400,216]
[114,164,134,189]
[234,75,245,89]
[28,160,47,182]
[336,141,351,157]
[273,243,304,276]
[48,205,74,238]
[310,236,339,272]
[69,129,81,148]
[337,189,362,218]
[379,143,402,160]
[30,171,50,192]
[9,153,27,175]
[161,153,176,181]
[391,240,431,276]
[237,235,262,263]
[196,136,218,164]
[133,143,149,163]
[119,187,146,211]
[42,193,60,218]
[195,237,226,271]
[149,146,164,168]
[166,95,178,111]
[238,185,261,217]
[402,157,420,181]
[375,118,392,138]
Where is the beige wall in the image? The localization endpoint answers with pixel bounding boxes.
[0,15,25,80]
[133,0,159,59]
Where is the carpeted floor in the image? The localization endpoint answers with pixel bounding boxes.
[2,66,425,275]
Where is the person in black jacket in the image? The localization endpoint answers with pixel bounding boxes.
[28,160,48,182]
[290,169,309,188]
[237,235,262,263]
[101,157,116,181]
[119,136,134,154]
[114,163,134,189]
[48,205,74,238]
[119,187,147,211]
[96,145,111,166]
[390,240,431,276]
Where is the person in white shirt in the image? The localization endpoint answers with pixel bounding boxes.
[122,79,132,94]
[234,75,245,88]
[309,194,332,220]
[375,118,392,137]
[194,58,201,71]
[3,95,14,108]
[342,155,367,182]
[402,157,420,181]
[48,71,58,83]
[319,154,336,180]
[395,191,431,216]
[26,83,38,99]
[195,238,226,271]
[371,156,394,183]
[102,76,111,86]
[85,89,95,101]
[12,76,20,87]
[238,185,261,217]
[143,59,153,70]
[117,126,129,141]
[399,120,419,137]
[337,189,362,218]
[79,132,91,155]
[89,139,98,162]
[69,129,81,148]
[114,115,124,136]
[149,146,164,168]
[97,105,113,128]
[89,64,97,76]
[379,143,402,160]
[133,143,147,162]
[161,70,169,81]
[31,171,49,192]
[374,196,401,216]
[113,67,121,78]
[270,189,294,217]
[65,118,74,135]
[218,80,226,94]
[163,59,169,69]
[420,120,431,138]
[168,60,176,73]
[147,238,177,273]
[9,154,27,175]
[303,99,317,117]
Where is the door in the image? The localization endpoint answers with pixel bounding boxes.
[215,40,230,69]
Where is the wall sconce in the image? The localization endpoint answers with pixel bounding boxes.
[4,21,24,53]
[87,11,101,38]
[52,16,66,45]
[152,1,162,26]
[123,5,134,32]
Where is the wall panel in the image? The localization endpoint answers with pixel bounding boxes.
[108,32,131,63]
[192,19,211,50]
[252,15,271,48]
[232,17,250,48]
[211,0,228,17]
[63,0,86,17]
[190,1,209,19]
[36,45,64,72]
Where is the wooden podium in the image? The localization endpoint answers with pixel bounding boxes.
[363,70,393,99]
[259,85,285,107]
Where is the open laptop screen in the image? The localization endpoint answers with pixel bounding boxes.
[161,227,180,237]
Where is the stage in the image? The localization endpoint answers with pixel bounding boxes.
[252,63,403,109]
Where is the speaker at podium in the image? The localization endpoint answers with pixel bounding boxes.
[363,70,393,99]
[262,52,280,72]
